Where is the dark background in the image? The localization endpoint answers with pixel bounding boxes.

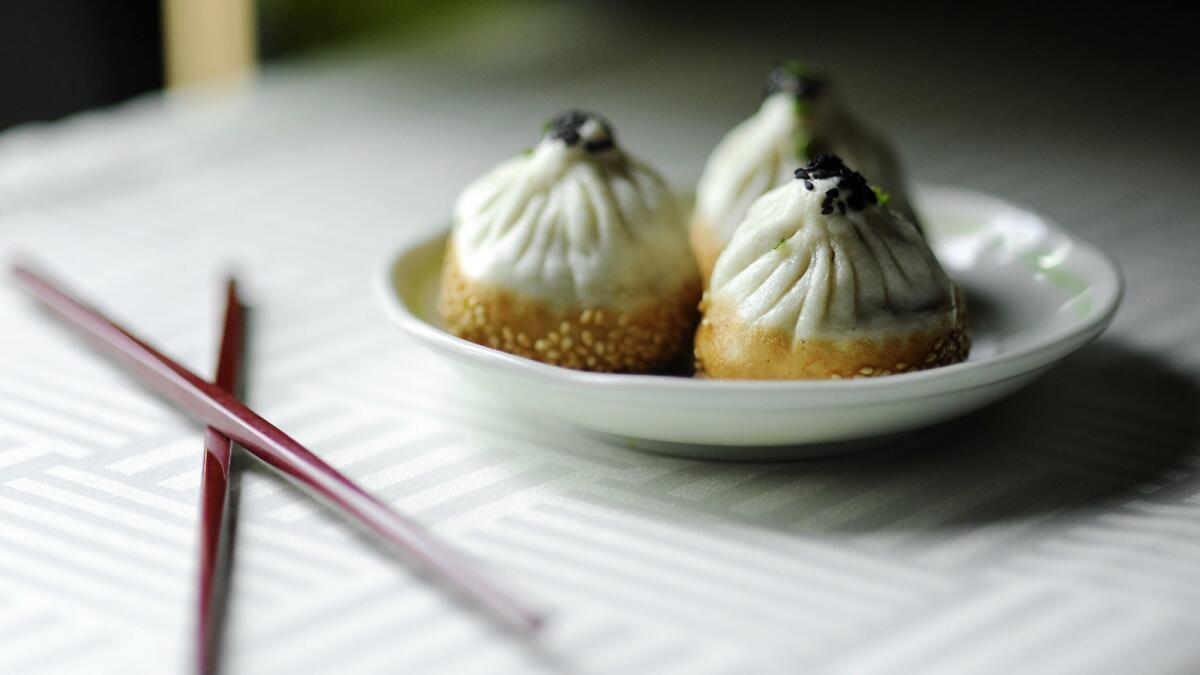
[0,1,162,130]
[1,2,1196,132]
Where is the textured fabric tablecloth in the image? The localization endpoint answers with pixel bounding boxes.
[1,7,1198,674]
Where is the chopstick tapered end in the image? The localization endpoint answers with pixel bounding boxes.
[523,611,547,633]
[11,259,40,287]
[482,589,546,637]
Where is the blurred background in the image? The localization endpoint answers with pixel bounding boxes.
[2,1,1195,131]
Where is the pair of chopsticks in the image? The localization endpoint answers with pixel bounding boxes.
[12,264,543,673]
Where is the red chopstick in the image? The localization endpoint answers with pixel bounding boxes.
[12,263,543,635]
[197,279,245,675]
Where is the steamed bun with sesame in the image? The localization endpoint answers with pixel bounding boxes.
[439,110,701,373]
[691,61,920,282]
[694,155,968,380]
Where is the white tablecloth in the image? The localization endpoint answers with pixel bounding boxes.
[1,7,1198,674]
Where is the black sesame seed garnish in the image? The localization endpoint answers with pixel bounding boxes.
[794,154,879,213]
[546,110,615,152]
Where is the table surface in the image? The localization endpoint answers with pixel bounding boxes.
[1,7,1198,674]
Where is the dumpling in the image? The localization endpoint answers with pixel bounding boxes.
[694,154,968,380]
[439,110,701,373]
[691,61,920,282]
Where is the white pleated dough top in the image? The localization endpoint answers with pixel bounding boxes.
[450,112,697,310]
[440,111,701,373]
[696,154,968,380]
[691,62,919,280]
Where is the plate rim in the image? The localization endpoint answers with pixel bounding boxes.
[374,185,1124,401]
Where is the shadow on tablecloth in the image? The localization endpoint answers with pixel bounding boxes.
[579,340,1199,538]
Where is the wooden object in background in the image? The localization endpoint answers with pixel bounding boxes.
[162,0,256,87]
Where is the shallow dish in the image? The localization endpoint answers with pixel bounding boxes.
[376,186,1121,457]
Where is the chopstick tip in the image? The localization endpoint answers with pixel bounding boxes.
[10,256,50,293]
[10,257,36,280]
[502,604,546,637]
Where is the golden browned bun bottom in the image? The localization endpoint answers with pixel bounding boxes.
[694,293,969,380]
[689,217,725,285]
[439,249,701,374]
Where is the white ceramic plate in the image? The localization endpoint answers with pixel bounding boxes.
[376,187,1122,458]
